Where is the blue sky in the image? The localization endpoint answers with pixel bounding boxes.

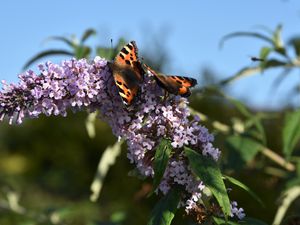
[0,0,299,109]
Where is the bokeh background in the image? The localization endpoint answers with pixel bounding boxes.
[1,1,300,225]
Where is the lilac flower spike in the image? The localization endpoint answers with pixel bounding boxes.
[0,56,244,220]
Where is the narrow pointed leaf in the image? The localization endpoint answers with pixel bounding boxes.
[213,217,240,225]
[272,25,286,56]
[151,139,172,195]
[288,37,300,57]
[44,36,76,49]
[147,187,181,225]
[220,67,261,85]
[242,217,269,225]
[259,47,272,59]
[23,50,74,69]
[282,109,300,158]
[184,147,231,218]
[226,135,262,163]
[219,32,273,49]
[259,47,272,69]
[214,217,268,225]
[273,25,284,49]
[264,59,286,68]
[244,115,267,145]
[224,175,264,207]
[226,97,252,118]
[81,28,96,43]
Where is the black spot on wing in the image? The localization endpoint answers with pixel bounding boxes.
[118,87,125,95]
[125,60,131,65]
[122,97,129,104]
[121,48,129,55]
[127,44,133,50]
[123,83,129,89]
[176,80,183,84]
[119,53,125,59]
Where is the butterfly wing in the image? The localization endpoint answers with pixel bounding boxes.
[144,64,197,97]
[110,41,144,105]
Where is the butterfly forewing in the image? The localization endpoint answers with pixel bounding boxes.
[110,41,144,105]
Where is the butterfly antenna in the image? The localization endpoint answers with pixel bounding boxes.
[110,38,114,60]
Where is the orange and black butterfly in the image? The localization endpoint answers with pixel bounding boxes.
[108,41,144,106]
[143,64,197,97]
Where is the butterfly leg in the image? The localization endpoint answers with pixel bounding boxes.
[162,90,169,102]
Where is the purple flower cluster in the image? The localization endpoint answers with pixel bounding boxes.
[0,57,109,124]
[230,201,246,220]
[0,56,244,220]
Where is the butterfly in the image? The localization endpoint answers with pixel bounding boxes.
[109,41,144,106]
[143,64,197,97]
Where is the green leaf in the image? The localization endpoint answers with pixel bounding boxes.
[258,47,272,69]
[151,139,172,195]
[282,109,300,159]
[244,115,267,145]
[23,50,74,69]
[264,59,286,69]
[81,28,96,44]
[259,47,272,59]
[272,24,286,56]
[224,175,264,207]
[75,46,91,59]
[147,187,181,225]
[213,217,240,225]
[97,47,114,60]
[213,216,269,225]
[184,147,231,218]
[273,25,282,45]
[242,217,269,225]
[226,97,252,118]
[220,66,261,85]
[219,32,273,49]
[288,36,300,57]
[226,135,262,164]
[213,217,235,225]
[44,36,76,49]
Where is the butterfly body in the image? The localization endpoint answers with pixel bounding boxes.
[143,64,197,97]
[109,41,144,105]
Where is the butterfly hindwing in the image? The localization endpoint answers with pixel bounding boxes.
[110,41,144,105]
[144,64,197,97]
